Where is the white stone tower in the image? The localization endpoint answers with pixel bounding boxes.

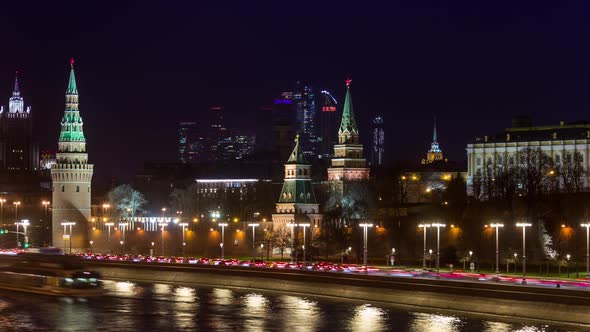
[51,59,94,251]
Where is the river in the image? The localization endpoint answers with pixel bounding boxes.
[0,280,581,331]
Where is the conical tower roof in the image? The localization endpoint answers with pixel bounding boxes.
[432,115,438,143]
[13,71,20,95]
[287,134,309,164]
[339,79,358,135]
[67,58,78,95]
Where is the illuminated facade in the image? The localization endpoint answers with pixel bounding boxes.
[327,80,370,196]
[51,59,94,250]
[272,135,322,228]
[0,72,39,170]
[371,115,384,166]
[422,116,444,164]
[466,119,590,189]
[178,121,202,164]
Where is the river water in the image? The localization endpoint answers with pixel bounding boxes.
[0,280,581,331]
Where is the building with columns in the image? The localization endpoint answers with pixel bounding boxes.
[466,117,590,189]
[327,80,370,199]
[272,135,322,229]
[51,59,94,251]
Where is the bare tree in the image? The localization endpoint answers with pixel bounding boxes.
[108,184,147,220]
[557,151,586,193]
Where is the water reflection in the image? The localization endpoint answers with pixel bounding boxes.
[350,304,387,332]
[281,295,320,332]
[0,284,577,332]
[410,312,462,332]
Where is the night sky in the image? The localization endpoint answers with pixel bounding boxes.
[1,1,590,182]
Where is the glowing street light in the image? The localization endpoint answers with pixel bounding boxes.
[0,198,5,225]
[219,223,228,259]
[287,222,297,263]
[516,222,532,285]
[13,201,20,222]
[89,240,93,252]
[42,200,50,217]
[581,223,590,275]
[119,222,129,252]
[490,223,504,274]
[159,222,168,256]
[418,224,431,270]
[299,223,311,263]
[248,223,259,259]
[105,222,114,242]
[359,223,373,269]
[431,223,446,279]
[179,222,188,257]
[61,222,76,254]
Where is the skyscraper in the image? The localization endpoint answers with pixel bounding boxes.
[178,121,202,163]
[293,82,319,158]
[371,115,384,166]
[319,90,338,158]
[0,72,39,171]
[327,80,370,197]
[51,59,94,251]
[208,105,227,159]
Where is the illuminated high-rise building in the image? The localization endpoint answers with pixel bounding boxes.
[51,59,94,251]
[293,82,319,158]
[319,90,338,157]
[371,115,384,166]
[0,72,39,171]
[178,121,205,164]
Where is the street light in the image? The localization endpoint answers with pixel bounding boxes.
[42,201,50,218]
[0,198,5,225]
[299,223,310,263]
[20,220,29,248]
[13,201,20,222]
[287,222,297,263]
[566,253,571,278]
[179,222,188,257]
[119,222,129,253]
[581,223,590,275]
[105,222,114,242]
[219,223,228,259]
[89,240,93,253]
[161,207,167,220]
[359,223,373,269]
[61,222,75,254]
[418,224,431,270]
[490,223,504,274]
[159,222,168,256]
[431,223,446,278]
[516,222,532,285]
[248,223,259,259]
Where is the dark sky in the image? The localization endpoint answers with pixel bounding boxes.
[1,1,590,182]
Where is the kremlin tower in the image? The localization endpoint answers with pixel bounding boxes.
[51,59,94,251]
[327,80,370,198]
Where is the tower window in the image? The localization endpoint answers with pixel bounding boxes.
[76,185,80,192]
[61,185,65,192]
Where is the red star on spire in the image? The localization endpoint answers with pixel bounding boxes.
[345,78,352,87]
[70,58,75,67]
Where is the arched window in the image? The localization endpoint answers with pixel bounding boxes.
[76,185,80,192]
[61,185,65,192]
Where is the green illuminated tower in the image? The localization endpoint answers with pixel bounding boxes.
[51,59,94,252]
[327,79,370,197]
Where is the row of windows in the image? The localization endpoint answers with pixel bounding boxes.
[287,168,309,176]
[54,185,90,193]
[475,152,585,167]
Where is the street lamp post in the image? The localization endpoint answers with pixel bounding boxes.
[431,223,446,279]
[159,223,167,256]
[581,224,590,275]
[516,223,532,285]
[219,223,228,259]
[105,222,114,243]
[359,223,373,270]
[418,224,431,270]
[89,240,93,253]
[0,198,5,225]
[567,253,571,278]
[490,223,504,274]
[287,222,296,263]
[15,222,20,248]
[119,222,129,253]
[248,223,259,259]
[300,223,310,263]
[61,222,75,254]
[179,222,188,257]
[161,207,167,220]
[20,220,29,248]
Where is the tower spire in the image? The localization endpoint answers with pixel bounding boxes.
[433,115,438,143]
[287,134,308,164]
[67,58,78,95]
[338,78,359,144]
[13,71,20,96]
